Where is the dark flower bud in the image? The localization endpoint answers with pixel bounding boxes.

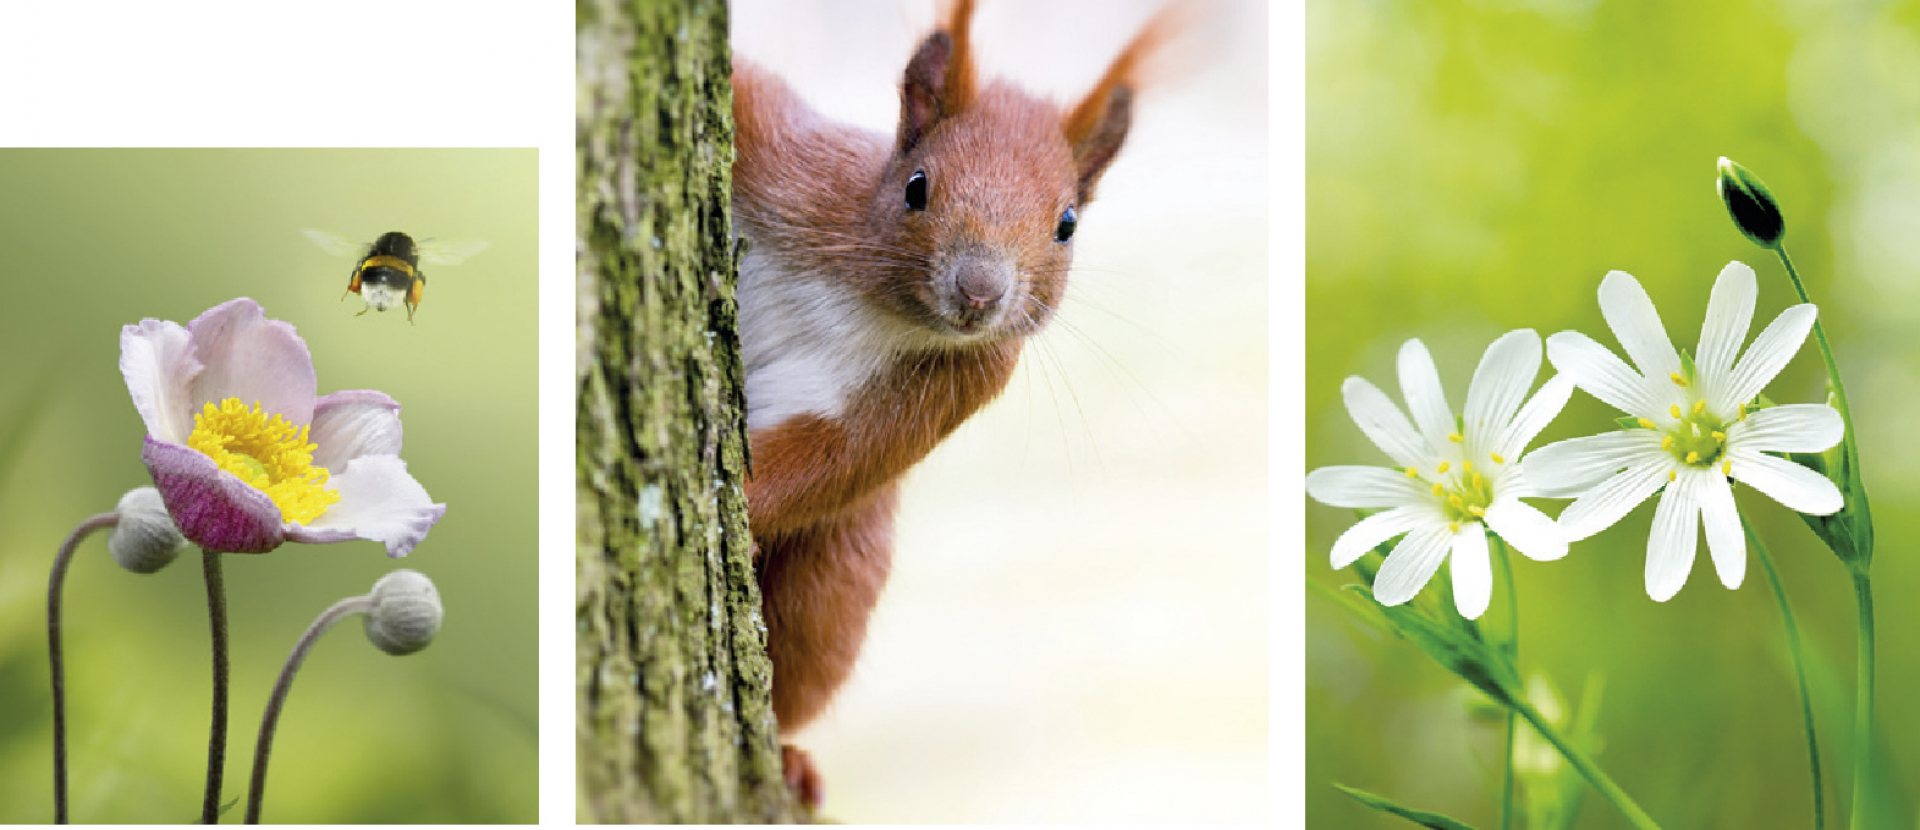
[1717,157,1785,248]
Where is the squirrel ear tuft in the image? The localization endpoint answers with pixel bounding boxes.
[897,0,978,153]
[1064,84,1134,204]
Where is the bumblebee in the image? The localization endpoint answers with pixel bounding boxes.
[302,229,488,323]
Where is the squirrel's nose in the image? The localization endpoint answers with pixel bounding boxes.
[954,260,1012,310]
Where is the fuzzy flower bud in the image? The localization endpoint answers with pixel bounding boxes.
[1717,156,1785,248]
[108,486,187,573]
[364,569,442,655]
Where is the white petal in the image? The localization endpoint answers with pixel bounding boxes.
[1464,329,1541,447]
[1728,450,1844,516]
[1598,270,1683,380]
[119,318,203,445]
[1727,404,1844,454]
[1342,376,1429,468]
[1559,456,1672,541]
[1306,466,1426,508]
[310,390,404,471]
[1546,331,1664,417]
[1372,525,1453,606]
[287,455,446,557]
[1449,524,1492,620]
[1698,473,1746,589]
[1696,262,1757,403]
[1485,498,1569,561]
[185,298,319,426]
[1723,304,1817,408]
[1522,431,1664,499]
[1495,374,1575,460]
[1330,506,1433,568]
[1397,339,1456,447]
[1646,471,1702,602]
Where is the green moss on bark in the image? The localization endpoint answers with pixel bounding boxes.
[576,0,795,821]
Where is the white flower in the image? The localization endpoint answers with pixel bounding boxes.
[1307,331,1574,619]
[1524,262,1844,601]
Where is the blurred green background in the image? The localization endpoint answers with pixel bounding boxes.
[1309,2,1920,827]
[0,149,536,822]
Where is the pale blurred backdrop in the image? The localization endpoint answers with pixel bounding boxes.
[732,0,1269,822]
[0,149,536,822]
[1309,1,1920,827]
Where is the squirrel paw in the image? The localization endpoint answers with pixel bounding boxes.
[781,743,824,811]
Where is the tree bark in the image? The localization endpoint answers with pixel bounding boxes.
[576,0,797,821]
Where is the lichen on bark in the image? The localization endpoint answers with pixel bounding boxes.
[576,0,795,821]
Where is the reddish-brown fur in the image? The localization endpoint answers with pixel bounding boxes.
[731,0,1168,807]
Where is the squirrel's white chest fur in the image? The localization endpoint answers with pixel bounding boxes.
[737,247,918,432]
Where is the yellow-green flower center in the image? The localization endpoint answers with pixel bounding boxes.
[1408,453,1501,532]
[186,398,339,524]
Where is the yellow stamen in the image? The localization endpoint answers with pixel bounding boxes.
[1404,466,1419,478]
[1437,461,1450,474]
[1431,483,1444,496]
[1447,432,1464,444]
[1711,431,1726,441]
[1472,472,1486,489]
[1489,452,1505,464]
[1668,470,1678,482]
[1462,460,1474,473]
[1636,418,1656,429]
[1669,404,1682,418]
[1467,505,1486,517]
[1722,460,1732,475]
[1670,372,1688,387]
[186,398,338,524]
[1449,520,1461,534]
[1693,400,1707,415]
[1685,451,1701,464]
[1449,494,1464,508]
[1661,435,1674,450]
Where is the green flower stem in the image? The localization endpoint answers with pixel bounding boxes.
[246,595,371,824]
[1492,536,1518,830]
[46,512,119,824]
[1511,697,1661,830]
[1848,572,1875,830]
[1745,518,1825,830]
[1773,248,1856,436]
[201,550,229,824]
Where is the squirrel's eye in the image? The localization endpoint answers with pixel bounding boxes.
[1054,206,1077,243]
[905,170,929,211]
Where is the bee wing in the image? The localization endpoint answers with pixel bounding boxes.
[417,238,490,266]
[301,228,368,257]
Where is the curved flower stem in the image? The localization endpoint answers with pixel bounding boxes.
[1492,535,1518,830]
[201,550,229,824]
[1848,572,1875,830]
[245,595,371,824]
[1773,247,1857,446]
[1511,698,1661,830]
[1744,518,1825,830]
[46,512,119,824]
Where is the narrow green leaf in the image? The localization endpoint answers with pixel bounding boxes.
[1335,783,1481,830]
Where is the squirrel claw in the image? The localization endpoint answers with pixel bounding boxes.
[781,744,824,812]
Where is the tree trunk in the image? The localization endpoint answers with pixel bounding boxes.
[575,0,797,821]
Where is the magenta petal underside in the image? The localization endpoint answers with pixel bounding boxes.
[142,436,285,554]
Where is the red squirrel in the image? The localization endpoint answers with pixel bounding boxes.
[731,0,1171,806]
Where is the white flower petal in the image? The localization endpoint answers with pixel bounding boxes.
[1698,472,1745,589]
[119,318,203,445]
[311,390,404,471]
[1522,431,1664,499]
[1723,304,1817,408]
[1558,456,1672,541]
[1464,329,1541,447]
[1646,471,1702,602]
[1495,374,1575,460]
[1372,524,1453,606]
[286,455,446,557]
[1696,262,1757,403]
[1450,524,1492,620]
[1728,404,1843,454]
[1728,450,1844,516]
[1598,270,1683,380]
[1397,339,1456,447]
[1547,331,1663,417]
[1330,506,1433,568]
[1342,376,1429,469]
[1306,465,1427,508]
[1485,498,1568,561]
[185,298,320,426]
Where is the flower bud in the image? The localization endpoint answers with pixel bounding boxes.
[1717,156,1785,248]
[108,486,187,573]
[364,569,442,655]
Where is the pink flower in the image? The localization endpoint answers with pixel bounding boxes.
[119,298,444,555]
